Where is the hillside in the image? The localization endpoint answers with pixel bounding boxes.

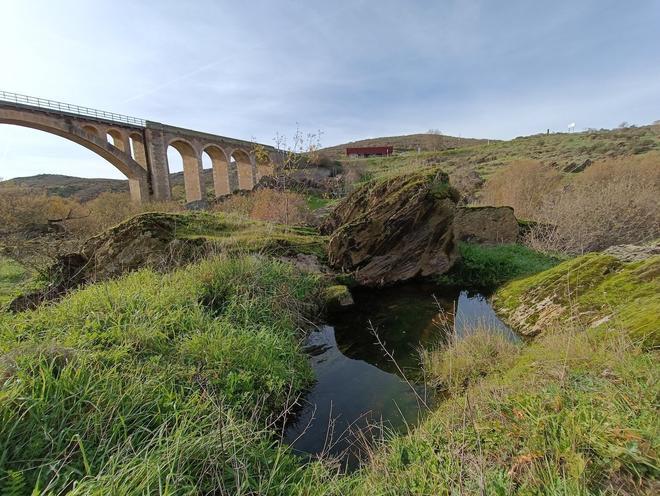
[321,132,489,159]
[2,174,129,202]
[0,170,211,202]
[3,124,658,204]
[349,123,660,183]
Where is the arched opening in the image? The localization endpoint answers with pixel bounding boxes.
[129,132,147,169]
[106,129,127,152]
[82,125,100,138]
[167,140,204,203]
[0,112,149,204]
[231,149,254,191]
[203,145,230,197]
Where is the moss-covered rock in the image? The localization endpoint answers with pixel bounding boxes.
[494,252,659,346]
[322,171,460,286]
[323,284,354,309]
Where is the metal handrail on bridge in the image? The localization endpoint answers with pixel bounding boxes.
[0,90,145,127]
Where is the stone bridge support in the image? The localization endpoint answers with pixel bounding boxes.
[0,94,282,205]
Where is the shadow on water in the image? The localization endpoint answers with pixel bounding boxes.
[283,282,515,471]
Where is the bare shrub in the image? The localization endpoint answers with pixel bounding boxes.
[215,189,312,225]
[0,185,79,231]
[67,192,182,238]
[529,154,660,253]
[479,160,562,219]
[449,166,484,204]
[481,154,660,253]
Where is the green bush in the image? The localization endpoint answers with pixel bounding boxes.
[438,243,560,288]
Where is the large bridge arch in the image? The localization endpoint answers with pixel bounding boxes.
[167,138,205,203]
[202,144,230,197]
[229,148,255,191]
[0,107,149,203]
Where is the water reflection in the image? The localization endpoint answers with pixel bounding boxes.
[283,283,514,470]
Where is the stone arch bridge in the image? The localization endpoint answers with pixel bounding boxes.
[0,91,282,203]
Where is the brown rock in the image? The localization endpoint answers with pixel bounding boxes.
[453,206,519,245]
[323,171,460,286]
[81,212,206,281]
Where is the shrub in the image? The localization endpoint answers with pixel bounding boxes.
[480,154,660,253]
[215,189,312,225]
[529,155,660,253]
[479,160,562,219]
[0,185,79,231]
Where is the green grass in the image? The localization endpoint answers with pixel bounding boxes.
[305,195,335,211]
[0,235,657,493]
[0,255,341,494]
[338,255,659,494]
[343,124,660,185]
[0,258,34,308]
[438,243,561,288]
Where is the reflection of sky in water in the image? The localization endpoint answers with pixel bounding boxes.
[455,291,519,342]
[283,286,516,470]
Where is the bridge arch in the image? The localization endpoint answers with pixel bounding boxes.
[229,148,254,190]
[0,107,149,203]
[167,139,205,203]
[202,145,230,197]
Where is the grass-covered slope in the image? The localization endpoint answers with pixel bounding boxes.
[347,124,660,184]
[0,256,337,494]
[338,253,659,495]
[0,258,33,308]
[494,253,660,345]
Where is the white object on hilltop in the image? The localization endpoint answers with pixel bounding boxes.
[568,122,576,132]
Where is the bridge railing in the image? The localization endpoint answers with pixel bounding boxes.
[0,90,145,127]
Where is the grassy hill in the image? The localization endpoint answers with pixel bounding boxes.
[2,174,129,202]
[0,170,214,202]
[348,124,660,183]
[321,132,489,159]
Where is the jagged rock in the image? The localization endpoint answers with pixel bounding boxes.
[454,206,519,245]
[8,213,206,312]
[604,241,660,262]
[322,171,460,286]
[80,213,206,281]
[563,158,592,173]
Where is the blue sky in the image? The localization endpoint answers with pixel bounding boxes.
[1,0,659,179]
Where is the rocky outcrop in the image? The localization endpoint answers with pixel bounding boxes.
[603,241,660,262]
[8,213,206,312]
[453,206,519,245]
[80,212,206,282]
[322,171,461,286]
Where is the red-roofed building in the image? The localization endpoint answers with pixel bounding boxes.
[346,145,393,158]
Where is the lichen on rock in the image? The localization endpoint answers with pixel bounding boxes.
[322,170,461,286]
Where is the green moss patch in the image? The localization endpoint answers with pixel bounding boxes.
[495,253,660,346]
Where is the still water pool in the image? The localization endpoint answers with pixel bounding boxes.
[283,283,515,470]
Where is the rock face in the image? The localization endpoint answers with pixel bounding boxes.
[80,212,206,282]
[322,171,460,286]
[454,206,519,245]
[8,213,206,312]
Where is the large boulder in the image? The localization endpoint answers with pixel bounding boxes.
[322,171,461,286]
[453,206,519,245]
[80,212,206,281]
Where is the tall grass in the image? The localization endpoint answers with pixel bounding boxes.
[0,255,340,494]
